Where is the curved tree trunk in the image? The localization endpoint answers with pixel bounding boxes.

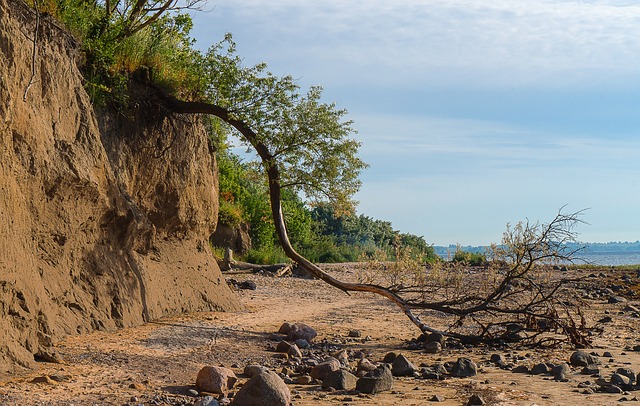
[166,96,437,336]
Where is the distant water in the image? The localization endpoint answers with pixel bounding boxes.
[574,251,640,266]
[435,245,640,266]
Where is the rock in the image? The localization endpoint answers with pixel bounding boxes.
[355,365,393,394]
[605,384,623,394]
[611,373,632,389]
[570,350,597,367]
[603,351,614,358]
[391,354,417,377]
[231,371,290,406]
[195,396,220,406]
[512,365,530,374]
[30,376,56,385]
[348,329,361,338]
[531,363,550,375]
[490,354,506,367]
[310,357,341,381]
[383,352,398,364]
[608,295,627,304]
[331,349,349,367]
[357,358,378,373]
[616,367,636,385]
[466,394,486,405]
[623,305,640,313]
[430,394,445,402]
[244,365,270,378]
[293,375,313,385]
[286,323,317,342]
[295,339,310,349]
[552,363,570,381]
[278,322,294,334]
[426,332,445,345]
[321,369,357,390]
[451,357,477,377]
[195,366,237,395]
[424,341,442,354]
[275,341,302,358]
[581,364,600,375]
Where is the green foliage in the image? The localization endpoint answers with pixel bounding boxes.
[452,248,487,266]
[200,35,368,214]
[244,245,288,265]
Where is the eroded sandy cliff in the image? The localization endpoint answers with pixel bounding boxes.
[0,0,240,375]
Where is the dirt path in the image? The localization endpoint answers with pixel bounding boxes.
[1,265,639,405]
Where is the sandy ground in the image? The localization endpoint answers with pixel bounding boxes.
[0,265,639,406]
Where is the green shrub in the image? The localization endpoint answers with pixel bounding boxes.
[452,249,487,266]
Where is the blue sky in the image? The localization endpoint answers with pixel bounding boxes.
[189,0,640,245]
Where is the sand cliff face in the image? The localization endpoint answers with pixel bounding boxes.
[0,0,240,374]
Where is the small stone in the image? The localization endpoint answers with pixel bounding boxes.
[331,349,349,367]
[425,332,445,345]
[293,375,313,385]
[603,351,614,358]
[357,358,378,373]
[608,296,627,304]
[383,352,398,364]
[310,357,341,381]
[195,396,220,406]
[391,354,418,377]
[30,376,56,385]
[244,364,269,378]
[570,351,597,367]
[295,338,310,349]
[278,322,294,334]
[490,354,506,367]
[430,394,445,402]
[605,384,623,394]
[424,341,442,354]
[531,363,550,375]
[512,365,530,374]
[275,341,302,358]
[348,329,361,338]
[552,363,570,381]
[610,373,632,389]
[187,389,199,397]
[581,364,600,375]
[451,357,477,377]
[286,323,317,342]
[321,369,357,390]
[129,382,145,390]
[466,394,485,405]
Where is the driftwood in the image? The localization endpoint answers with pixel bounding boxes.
[220,248,293,276]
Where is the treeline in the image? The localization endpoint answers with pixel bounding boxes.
[216,148,438,264]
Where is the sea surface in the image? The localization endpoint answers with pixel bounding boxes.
[574,251,640,266]
[435,245,640,266]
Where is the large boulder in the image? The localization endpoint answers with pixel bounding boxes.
[321,369,358,390]
[231,371,290,406]
[355,365,393,394]
[195,366,237,394]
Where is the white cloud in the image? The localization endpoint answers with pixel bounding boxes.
[194,0,640,87]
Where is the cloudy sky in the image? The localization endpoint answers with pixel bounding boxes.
[189,0,640,245]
